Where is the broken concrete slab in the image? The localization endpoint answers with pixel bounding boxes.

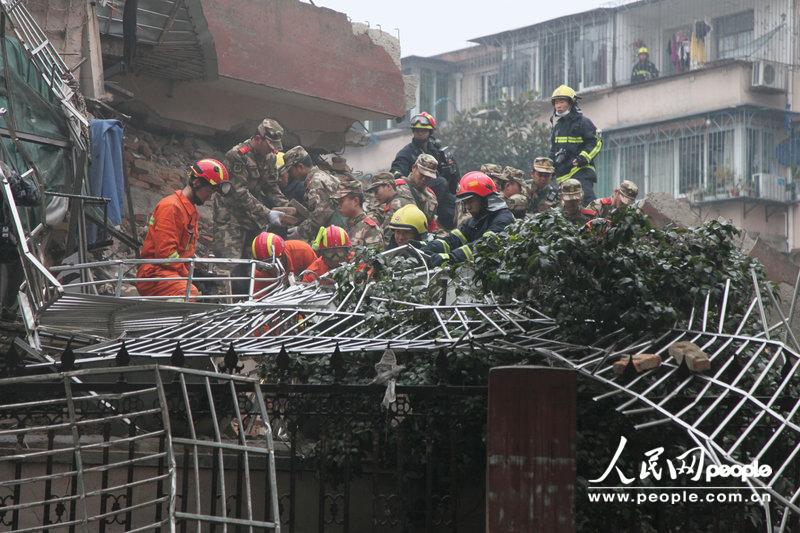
[668,341,711,372]
[613,353,662,376]
[640,192,702,229]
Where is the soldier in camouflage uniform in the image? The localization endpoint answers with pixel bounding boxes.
[332,178,384,248]
[396,153,439,231]
[586,180,639,218]
[365,172,413,242]
[499,167,528,205]
[212,118,296,258]
[529,157,559,213]
[280,146,341,241]
[506,194,529,219]
[481,163,504,189]
[559,178,596,225]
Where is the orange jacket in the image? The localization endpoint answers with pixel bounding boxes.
[302,256,330,283]
[139,190,198,275]
[253,240,318,295]
[283,240,317,274]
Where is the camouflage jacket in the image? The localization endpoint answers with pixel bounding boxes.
[298,166,341,240]
[529,184,559,213]
[225,140,289,209]
[211,141,288,258]
[347,212,384,248]
[586,197,614,218]
[559,206,596,225]
[396,179,438,227]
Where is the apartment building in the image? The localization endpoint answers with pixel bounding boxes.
[348,0,800,250]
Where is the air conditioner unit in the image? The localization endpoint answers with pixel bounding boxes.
[752,173,789,201]
[751,61,786,92]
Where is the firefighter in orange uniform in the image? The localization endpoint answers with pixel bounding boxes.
[136,159,231,299]
[301,226,352,283]
[250,231,318,294]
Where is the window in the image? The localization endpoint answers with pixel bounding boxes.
[366,119,390,133]
[541,32,566,98]
[502,49,532,98]
[419,68,435,114]
[541,21,608,96]
[594,147,617,198]
[435,72,450,123]
[707,130,734,191]
[679,135,704,194]
[620,144,645,192]
[481,73,499,104]
[648,140,675,195]
[716,10,754,59]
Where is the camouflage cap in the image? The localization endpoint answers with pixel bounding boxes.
[414,153,438,179]
[501,166,526,186]
[532,157,555,174]
[278,146,308,173]
[257,118,284,144]
[331,177,364,199]
[481,163,504,179]
[560,178,584,201]
[618,180,639,205]
[366,171,396,191]
[506,194,529,212]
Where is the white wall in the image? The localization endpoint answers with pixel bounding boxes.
[343,130,409,174]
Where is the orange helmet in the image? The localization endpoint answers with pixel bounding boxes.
[456,171,497,199]
[189,158,231,194]
[251,232,286,260]
[411,112,437,130]
[314,225,351,250]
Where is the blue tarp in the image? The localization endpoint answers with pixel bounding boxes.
[88,120,125,241]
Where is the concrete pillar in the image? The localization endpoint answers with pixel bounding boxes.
[486,366,576,533]
[80,0,105,99]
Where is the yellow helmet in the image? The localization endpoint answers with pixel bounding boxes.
[388,204,428,236]
[551,84,577,104]
[638,47,649,55]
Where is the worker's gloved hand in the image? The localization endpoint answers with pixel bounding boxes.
[427,253,449,268]
[268,210,286,226]
[573,154,589,167]
[286,226,301,239]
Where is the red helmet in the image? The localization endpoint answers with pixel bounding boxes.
[189,158,231,194]
[251,232,286,260]
[314,225,351,250]
[456,171,497,199]
[410,112,437,130]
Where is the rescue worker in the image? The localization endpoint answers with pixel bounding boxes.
[396,154,439,231]
[529,157,559,213]
[387,204,429,248]
[137,159,230,299]
[280,146,341,240]
[366,171,409,228]
[213,118,296,259]
[481,163,505,189]
[250,232,318,294]
[587,180,640,217]
[631,47,659,84]
[279,152,306,205]
[558,178,596,225]
[302,226,352,283]
[329,156,353,180]
[332,178,384,248]
[550,85,602,205]
[391,112,459,229]
[499,167,527,200]
[422,172,514,266]
[506,194,529,220]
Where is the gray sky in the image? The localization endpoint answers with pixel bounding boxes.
[315,0,609,57]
